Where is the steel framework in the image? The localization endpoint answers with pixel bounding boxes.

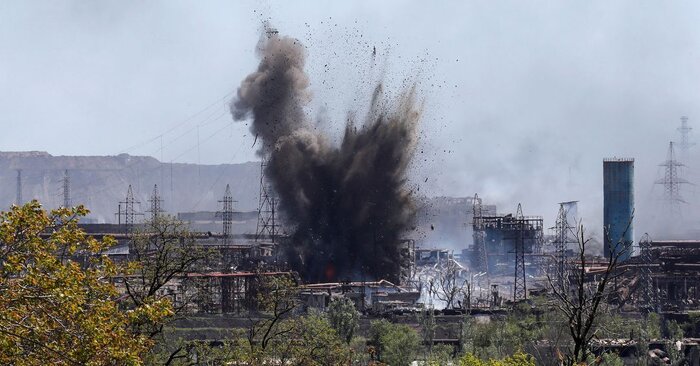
[218,184,234,243]
[677,116,694,158]
[15,169,22,206]
[513,204,527,301]
[553,201,577,286]
[471,193,488,273]
[638,233,656,310]
[118,185,142,235]
[656,141,688,218]
[147,184,164,221]
[62,170,71,208]
[255,158,278,243]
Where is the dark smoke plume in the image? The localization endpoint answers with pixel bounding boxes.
[232,29,422,283]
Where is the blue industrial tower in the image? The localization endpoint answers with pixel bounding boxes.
[603,158,634,261]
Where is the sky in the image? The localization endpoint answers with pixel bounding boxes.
[2,1,700,237]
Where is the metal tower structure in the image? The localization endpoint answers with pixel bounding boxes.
[638,233,656,310]
[147,184,164,221]
[218,184,234,243]
[677,116,694,158]
[15,169,22,206]
[513,204,527,301]
[118,185,142,235]
[553,201,577,286]
[655,142,688,218]
[255,159,278,243]
[61,170,71,208]
[471,193,488,273]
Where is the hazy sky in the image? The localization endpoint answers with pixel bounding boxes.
[2,1,700,235]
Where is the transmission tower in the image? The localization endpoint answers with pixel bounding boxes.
[218,184,235,244]
[655,141,688,218]
[638,233,656,311]
[117,185,142,235]
[15,169,22,206]
[513,204,527,301]
[147,184,164,221]
[677,116,694,158]
[471,193,488,273]
[61,170,71,208]
[553,201,577,287]
[255,159,279,243]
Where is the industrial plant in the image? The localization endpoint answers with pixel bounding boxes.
[3,35,695,364]
[5,3,700,365]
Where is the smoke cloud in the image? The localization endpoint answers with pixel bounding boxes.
[232,28,422,283]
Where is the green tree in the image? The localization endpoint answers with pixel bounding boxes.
[124,215,213,363]
[123,215,211,313]
[327,297,359,343]
[665,320,685,364]
[246,274,299,363]
[0,201,171,365]
[417,307,436,355]
[369,319,421,366]
[458,351,535,366]
[275,313,352,366]
[426,343,455,366]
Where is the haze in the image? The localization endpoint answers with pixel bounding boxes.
[2,1,700,237]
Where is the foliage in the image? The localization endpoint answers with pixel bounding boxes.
[124,215,211,312]
[0,201,171,365]
[460,315,476,354]
[328,297,360,343]
[149,337,248,366]
[597,352,625,366]
[418,307,437,355]
[238,274,300,363]
[425,343,455,366]
[467,314,536,360]
[458,351,535,366]
[124,215,215,363]
[159,277,349,365]
[274,313,352,365]
[349,336,372,366]
[369,319,421,366]
[646,313,662,340]
[685,312,700,337]
[664,320,685,364]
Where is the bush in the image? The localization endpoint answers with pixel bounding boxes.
[369,319,421,366]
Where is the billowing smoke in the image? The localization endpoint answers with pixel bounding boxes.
[232,29,422,283]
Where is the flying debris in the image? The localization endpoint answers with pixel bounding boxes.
[231,26,422,283]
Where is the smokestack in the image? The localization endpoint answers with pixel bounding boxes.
[231,27,422,282]
[603,158,634,261]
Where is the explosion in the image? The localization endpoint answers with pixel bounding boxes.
[231,28,422,283]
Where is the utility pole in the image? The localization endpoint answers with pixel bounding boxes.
[656,142,688,218]
[218,184,236,244]
[61,170,71,208]
[15,169,22,206]
[677,116,694,159]
[553,201,577,287]
[471,193,488,273]
[117,185,142,235]
[639,233,656,311]
[513,204,527,301]
[255,158,278,243]
[147,184,164,221]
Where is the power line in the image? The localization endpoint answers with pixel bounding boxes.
[117,90,235,155]
[62,170,71,208]
[71,92,234,204]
